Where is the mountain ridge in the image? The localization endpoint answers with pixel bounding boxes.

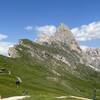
[8,23,100,71]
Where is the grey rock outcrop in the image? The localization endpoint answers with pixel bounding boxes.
[8,45,19,58]
[82,48,100,70]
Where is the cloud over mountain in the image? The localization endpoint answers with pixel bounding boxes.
[33,21,100,42]
[0,33,13,56]
[0,42,13,56]
[35,25,56,36]
[71,21,100,41]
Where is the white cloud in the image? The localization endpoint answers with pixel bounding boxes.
[71,21,100,41]
[35,25,56,36]
[0,33,13,56]
[26,21,100,42]
[35,25,56,42]
[0,42,13,56]
[0,33,8,40]
[35,22,100,42]
[24,26,34,33]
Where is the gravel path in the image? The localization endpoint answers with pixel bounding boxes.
[55,95,92,100]
[1,96,30,100]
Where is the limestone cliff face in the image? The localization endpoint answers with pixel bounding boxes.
[51,23,74,43]
[82,48,100,70]
[8,45,19,58]
[52,23,81,53]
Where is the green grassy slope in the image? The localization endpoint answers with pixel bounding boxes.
[0,39,100,100]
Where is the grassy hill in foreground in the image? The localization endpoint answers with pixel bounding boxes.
[0,39,100,100]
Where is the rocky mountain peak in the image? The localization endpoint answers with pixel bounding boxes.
[8,24,82,58]
[37,23,75,44]
[56,23,70,33]
[53,23,75,43]
[49,23,81,53]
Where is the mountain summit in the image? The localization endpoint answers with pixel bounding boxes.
[51,23,75,43]
[37,23,81,53]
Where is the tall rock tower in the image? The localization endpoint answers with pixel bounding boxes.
[49,23,82,53]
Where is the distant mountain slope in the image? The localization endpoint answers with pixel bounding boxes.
[82,48,100,71]
[0,24,100,100]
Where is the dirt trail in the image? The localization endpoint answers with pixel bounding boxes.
[1,95,92,100]
[1,96,30,100]
[55,95,92,100]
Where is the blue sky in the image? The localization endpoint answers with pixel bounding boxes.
[0,0,100,55]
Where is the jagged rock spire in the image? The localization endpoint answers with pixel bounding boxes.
[35,23,81,53]
[49,23,81,53]
[53,23,75,43]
